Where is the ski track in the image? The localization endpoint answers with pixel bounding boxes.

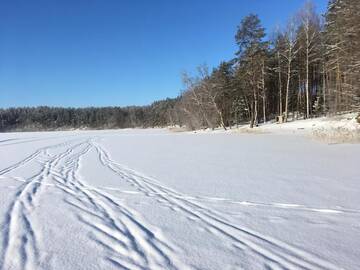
[91,188,360,216]
[0,135,348,270]
[52,139,188,270]
[0,138,81,176]
[1,136,189,270]
[91,140,344,270]
[0,138,86,270]
[0,133,87,149]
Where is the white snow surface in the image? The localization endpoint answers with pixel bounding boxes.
[0,125,359,270]
[255,113,360,134]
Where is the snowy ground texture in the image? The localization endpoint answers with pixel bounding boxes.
[0,119,359,269]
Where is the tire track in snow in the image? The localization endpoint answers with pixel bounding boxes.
[92,141,343,270]
[43,139,189,270]
[0,140,88,270]
[0,138,80,176]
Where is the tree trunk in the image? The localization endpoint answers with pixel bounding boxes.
[254,90,258,126]
[305,45,310,118]
[263,95,266,123]
[262,60,267,123]
[277,51,283,116]
[250,101,255,128]
[322,66,327,114]
[218,109,227,130]
[285,60,291,122]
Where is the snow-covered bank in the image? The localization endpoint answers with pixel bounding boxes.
[254,113,359,134]
[183,113,360,143]
[0,129,359,269]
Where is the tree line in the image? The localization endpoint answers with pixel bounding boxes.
[0,0,359,132]
[175,0,359,130]
[0,99,178,131]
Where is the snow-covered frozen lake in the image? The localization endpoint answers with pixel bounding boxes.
[0,129,359,270]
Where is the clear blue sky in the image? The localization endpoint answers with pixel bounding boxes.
[0,0,328,108]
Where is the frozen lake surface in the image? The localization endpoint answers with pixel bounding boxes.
[0,129,359,270]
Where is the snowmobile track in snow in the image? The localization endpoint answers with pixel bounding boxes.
[0,135,347,270]
[92,140,343,270]
[0,139,86,270]
[1,138,189,270]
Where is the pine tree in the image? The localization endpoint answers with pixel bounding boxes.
[235,14,267,127]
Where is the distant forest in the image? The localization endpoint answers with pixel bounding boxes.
[0,101,178,131]
[1,0,359,132]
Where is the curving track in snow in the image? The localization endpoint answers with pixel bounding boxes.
[91,141,343,270]
[0,133,353,270]
[0,138,188,270]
